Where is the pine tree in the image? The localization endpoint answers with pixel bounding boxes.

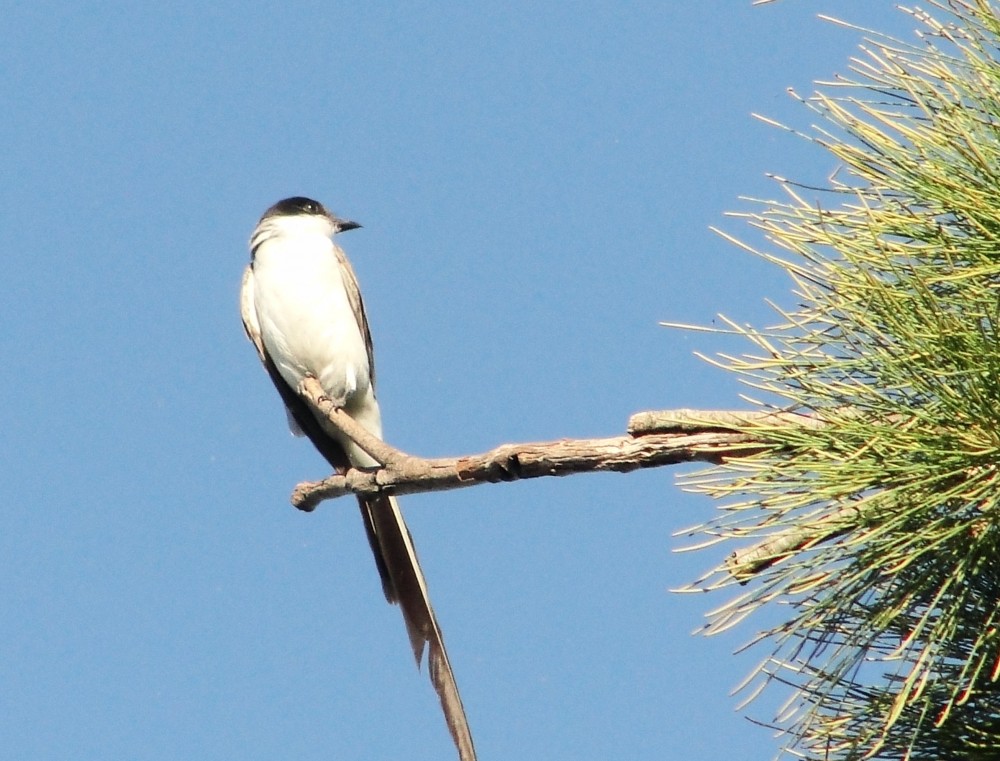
[683,2,1000,757]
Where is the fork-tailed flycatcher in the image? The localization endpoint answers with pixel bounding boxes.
[240,197,476,761]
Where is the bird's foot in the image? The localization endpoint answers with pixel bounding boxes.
[298,377,347,410]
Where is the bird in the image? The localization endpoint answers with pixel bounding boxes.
[240,196,476,761]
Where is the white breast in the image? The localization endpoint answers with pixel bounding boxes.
[251,231,373,407]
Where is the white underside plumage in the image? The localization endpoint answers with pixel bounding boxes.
[248,222,382,466]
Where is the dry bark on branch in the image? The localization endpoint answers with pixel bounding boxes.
[292,378,777,510]
[289,378,841,579]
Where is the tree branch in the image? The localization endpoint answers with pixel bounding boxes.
[292,428,769,511]
[289,381,846,580]
[297,377,409,467]
[723,504,858,581]
[627,408,829,434]
[291,381,781,511]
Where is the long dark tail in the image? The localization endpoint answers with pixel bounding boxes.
[253,352,477,761]
[359,494,477,761]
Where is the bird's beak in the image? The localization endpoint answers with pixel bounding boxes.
[338,219,362,233]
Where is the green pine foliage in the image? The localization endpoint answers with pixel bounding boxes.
[683,3,1000,758]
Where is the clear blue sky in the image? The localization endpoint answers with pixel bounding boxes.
[3,2,915,759]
